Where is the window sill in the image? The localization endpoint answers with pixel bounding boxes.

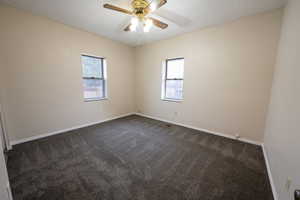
[161,98,183,103]
[84,98,108,102]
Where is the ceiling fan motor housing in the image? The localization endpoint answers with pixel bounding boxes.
[131,0,150,17]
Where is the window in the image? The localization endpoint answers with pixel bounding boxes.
[162,58,184,101]
[81,55,107,101]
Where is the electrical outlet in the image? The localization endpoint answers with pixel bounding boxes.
[285,178,292,191]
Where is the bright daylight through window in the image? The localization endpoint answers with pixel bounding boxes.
[162,58,184,101]
[81,55,107,101]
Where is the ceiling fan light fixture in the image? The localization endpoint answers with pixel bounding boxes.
[143,18,153,32]
[129,17,139,32]
[130,24,137,32]
[145,18,153,27]
[150,3,157,12]
[131,17,139,26]
[143,26,150,32]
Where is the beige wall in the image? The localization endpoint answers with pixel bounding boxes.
[264,0,300,199]
[0,5,136,143]
[135,9,283,143]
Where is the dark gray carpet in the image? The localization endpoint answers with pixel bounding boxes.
[7,115,273,200]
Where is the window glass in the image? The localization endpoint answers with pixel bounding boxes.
[162,58,184,101]
[83,79,104,100]
[165,80,183,100]
[166,59,184,79]
[82,56,102,78]
[81,55,106,100]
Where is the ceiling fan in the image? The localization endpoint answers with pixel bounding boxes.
[103,0,168,32]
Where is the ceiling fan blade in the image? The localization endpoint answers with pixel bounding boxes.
[146,0,167,13]
[157,0,167,9]
[103,4,133,15]
[153,9,192,27]
[149,17,168,29]
[124,24,131,32]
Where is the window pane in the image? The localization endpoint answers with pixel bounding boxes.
[167,59,184,79]
[81,56,102,78]
[165,80,183,100]
[83,79,104,99]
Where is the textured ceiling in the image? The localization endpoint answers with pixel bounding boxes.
[0,0,287,46]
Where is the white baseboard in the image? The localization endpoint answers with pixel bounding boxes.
[10,112,262,147]
[135,112,262,146]
[10,112,135,146]
[262,144,278,200]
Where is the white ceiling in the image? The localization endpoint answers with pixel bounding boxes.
[0,0,287,46]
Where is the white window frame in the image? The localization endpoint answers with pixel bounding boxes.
[161,58,184,102]
[81,54,108,102]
